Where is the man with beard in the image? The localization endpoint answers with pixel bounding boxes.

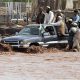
[44,6,54,24]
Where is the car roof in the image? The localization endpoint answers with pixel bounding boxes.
[27,24,54,27]
[27,24,40,27]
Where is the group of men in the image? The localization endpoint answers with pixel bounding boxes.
[36,6,80,51]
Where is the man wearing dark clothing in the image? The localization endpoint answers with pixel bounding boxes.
[66,19,73,32]
[36,7,45,24]
[68,23,78,50]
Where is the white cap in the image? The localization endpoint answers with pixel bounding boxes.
[57,9,61,12]
[71,27,77,33]
[58,16,62,20]
[68,19,72,22]
[46,6,50,9]
[72,22,78,27]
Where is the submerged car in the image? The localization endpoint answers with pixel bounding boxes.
[1,24,68,48]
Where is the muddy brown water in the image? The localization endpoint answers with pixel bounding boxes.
[0,43,66,55]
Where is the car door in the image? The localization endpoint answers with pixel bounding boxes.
[43,26,57,43]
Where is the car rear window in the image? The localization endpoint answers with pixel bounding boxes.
[45,26,55,35]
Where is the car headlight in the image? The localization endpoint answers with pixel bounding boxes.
[20,40,30,45]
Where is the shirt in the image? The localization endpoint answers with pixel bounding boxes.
[51,20,65,35]
[72,14,80,23]
[44,11,54,24]
[36,12,45,24]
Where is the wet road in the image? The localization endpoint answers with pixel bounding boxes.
[0,52,80,80]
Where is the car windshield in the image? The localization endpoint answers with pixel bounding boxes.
[18,26,40,35]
